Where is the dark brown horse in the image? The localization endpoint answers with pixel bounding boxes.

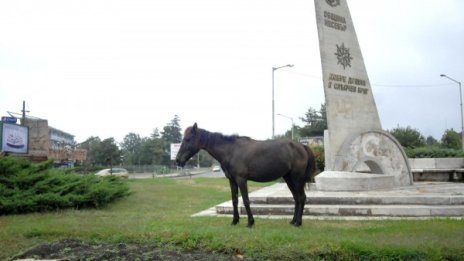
[176,123,316,227]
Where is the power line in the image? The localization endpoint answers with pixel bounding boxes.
[372,83,455,88]
[278,69,458,88]
[279,69,321,79]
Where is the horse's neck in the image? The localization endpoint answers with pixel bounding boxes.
[199,130,231,163]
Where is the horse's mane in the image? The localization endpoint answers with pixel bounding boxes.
[199,128,251,147]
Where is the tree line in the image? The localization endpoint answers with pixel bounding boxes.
[78,115,190,168]
[77,106,463,170]
[276,103,463,157]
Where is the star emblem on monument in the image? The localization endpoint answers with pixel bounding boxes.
[326,0,341,7]
[335,43,353,69]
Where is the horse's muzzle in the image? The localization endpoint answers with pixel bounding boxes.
[176,158,185,167]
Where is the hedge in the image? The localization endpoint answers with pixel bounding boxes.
[405,147,464,158]
[0,156,130,215]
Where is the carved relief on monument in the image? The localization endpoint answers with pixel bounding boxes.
[325,0,341,7]
[334,43,352,69]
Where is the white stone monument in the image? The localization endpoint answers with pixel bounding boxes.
[314,0,413,191]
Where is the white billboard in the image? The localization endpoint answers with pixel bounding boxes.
[170,143,181,160]
[1,123,29,154]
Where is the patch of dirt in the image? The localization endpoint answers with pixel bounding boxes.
[14,238,258,261]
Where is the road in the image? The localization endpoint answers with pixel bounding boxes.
[179,170,226,179]
[128,169,226,179]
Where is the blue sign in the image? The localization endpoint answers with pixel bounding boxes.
[1,117,17,124]
[1,122,29,154]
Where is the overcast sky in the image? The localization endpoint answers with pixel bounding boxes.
[1,0,463,143]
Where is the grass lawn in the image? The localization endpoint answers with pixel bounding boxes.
[1,178,463,260]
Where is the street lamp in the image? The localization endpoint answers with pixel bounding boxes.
[277,113,294,140]
[440,74,464,150]
[272,64,294,139]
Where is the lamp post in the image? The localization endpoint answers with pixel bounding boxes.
[277,113,294,140]
[272,64,294,139]
[440,74,464,150]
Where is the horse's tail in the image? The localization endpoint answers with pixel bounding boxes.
[304,146,317,183]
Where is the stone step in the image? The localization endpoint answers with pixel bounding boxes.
[250,194,464,206]
[247,182,464,206]
[216,202,464,217]
[192,183,464,219]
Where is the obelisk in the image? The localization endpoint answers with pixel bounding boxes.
[314,0,412,190]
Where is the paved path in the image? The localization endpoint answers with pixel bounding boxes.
[128,168,222,179]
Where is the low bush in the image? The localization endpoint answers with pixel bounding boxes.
[310,145,325,173]
[0,156,130,215]
[405,147,464,158]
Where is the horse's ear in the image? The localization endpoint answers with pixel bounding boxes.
[192,123,198,134]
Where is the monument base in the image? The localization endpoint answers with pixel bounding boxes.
[315,171,395,191]
[203,182,464,219]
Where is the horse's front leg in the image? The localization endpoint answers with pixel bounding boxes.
[237,179,254,228]
[228,179,240,225]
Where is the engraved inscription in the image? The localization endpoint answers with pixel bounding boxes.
[324,11,347,31]
[327,73,368,95]
[348,77,366,86]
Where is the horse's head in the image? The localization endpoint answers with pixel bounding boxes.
[176,123,201,167]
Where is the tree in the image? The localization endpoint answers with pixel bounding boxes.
[78,136,121,166]
[139,137,155,165]
[78,136,101,166]
[299,104,327,137]
[120,133,142,165]
[150,128,166,165]
[161,115,182,144]
[160,115,183,165]
[441,129,461,150]
[100,138,122,166]
[118,117,184,167]
[426,136,439,147]
[389,126,426,148]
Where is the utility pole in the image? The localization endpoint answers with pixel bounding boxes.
[21,100,29,125]
[440,74,464,150]
[272,64,294,139]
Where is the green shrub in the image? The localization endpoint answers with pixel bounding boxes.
[441,129,461,150]
[0,156,130,215]
[405,147,464,158]
[0,156,31,176]
[310,145,325,173]
[389,126,426,148]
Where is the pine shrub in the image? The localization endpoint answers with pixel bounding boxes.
[0,156,130,215]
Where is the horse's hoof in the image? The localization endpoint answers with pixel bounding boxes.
[231,220,239,226]
[247,220,255,228]
[292,222,302,227]
[289,220,296,225]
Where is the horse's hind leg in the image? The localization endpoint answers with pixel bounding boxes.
[283,175,298,225]
[228,179,240,225]
[293,179,307,227]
